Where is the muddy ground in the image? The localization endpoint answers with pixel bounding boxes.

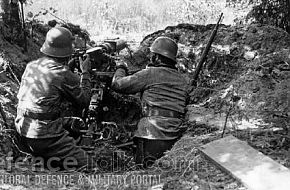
[0,21,289,190]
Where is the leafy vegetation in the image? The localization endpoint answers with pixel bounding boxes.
[227,0,290,33]
[2,0,289,41]
[23,0,226,38]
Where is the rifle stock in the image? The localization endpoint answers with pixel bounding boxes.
[191,13,223,86]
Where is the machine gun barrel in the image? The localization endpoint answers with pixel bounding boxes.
[71,39,127,72]
[100,39,127,53]
[191,13,223,85]
[86,39,127,55]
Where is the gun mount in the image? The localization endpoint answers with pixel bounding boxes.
[71,39,141,150]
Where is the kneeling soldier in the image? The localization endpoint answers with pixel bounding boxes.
[111,37,189,168]
[15,27,92,170]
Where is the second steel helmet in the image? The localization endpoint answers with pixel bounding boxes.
[40,27,74,57]
[150,36,178,62]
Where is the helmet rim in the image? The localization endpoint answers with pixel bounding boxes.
[150,47,177,62]
[40,43,73,58]
[40,27,74,57]
[150,36,177,62]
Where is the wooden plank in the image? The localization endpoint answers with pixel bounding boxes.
[199,135,290,190]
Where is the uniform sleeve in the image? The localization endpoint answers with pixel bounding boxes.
[111,68,149,94]
[60,70,91,109]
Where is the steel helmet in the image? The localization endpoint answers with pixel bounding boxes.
[150,36,178,62]
[40,27,74,57]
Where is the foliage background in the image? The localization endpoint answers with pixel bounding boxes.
[1,0,289,40]
[22,0,251,40]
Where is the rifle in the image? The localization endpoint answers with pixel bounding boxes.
[191,13,223,86]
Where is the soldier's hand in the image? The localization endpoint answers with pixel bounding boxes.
[80,54,91,73]
[115,60,128,71]
[67,57,77,72]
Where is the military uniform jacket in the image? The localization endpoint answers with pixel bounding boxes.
[111,65,188,140]
[15,57,91,138]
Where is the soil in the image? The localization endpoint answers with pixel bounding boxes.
[0,20,289,190]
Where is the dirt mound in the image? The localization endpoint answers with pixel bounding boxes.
[0,22,46,160]
[0,23,43,125]
[130,23,290,130]
[128,25,290,185]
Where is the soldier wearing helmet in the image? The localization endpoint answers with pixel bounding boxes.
[111,36,189,168]
[15,27,92,170]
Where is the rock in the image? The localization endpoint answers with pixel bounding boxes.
[244,51,256,60]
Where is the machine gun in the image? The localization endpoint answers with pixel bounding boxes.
[71,39,141,150]
[72,39,127,72]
